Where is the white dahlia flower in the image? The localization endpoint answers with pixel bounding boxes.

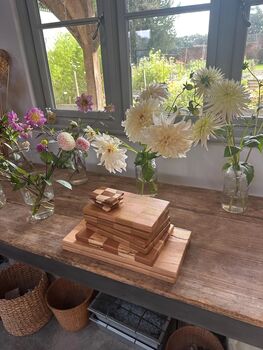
[93,134,127,174]
[192,67,223,97]
[122,98,160,143]
[192,114,224,150]
[206,79,250,121]
[139,83,169,102]
[144,120,193,158]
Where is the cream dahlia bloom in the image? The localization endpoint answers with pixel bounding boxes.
[192,67,223,97]
[206,79,250,121]
[192,114,224,150]
[139,83,169,102]
[93,134,127,174]
[57,132,76,151]
[144,120,193,158]
[122,98,160,143]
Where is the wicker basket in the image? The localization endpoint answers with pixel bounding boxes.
[166,326,224,350]
[0,263,52,336]
[0,49,10,83]
[46,278,93,332]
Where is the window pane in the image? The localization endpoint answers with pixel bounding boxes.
[126,0,210,12]
[242,5,263,112]
[129,11,210,106]
[43,25,105,110]
[38,0,97,24]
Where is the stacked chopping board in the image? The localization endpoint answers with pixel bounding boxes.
[63,188,191,283]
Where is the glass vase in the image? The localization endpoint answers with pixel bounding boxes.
[68,150,88,186]
[135,159,158,196]
[21,183,54,222]
[221,166,248,214]
[0,183,6,208]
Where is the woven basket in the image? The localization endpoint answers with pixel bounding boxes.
[0,263,52,336]
[166,326,224,350]
[0,49,10,83]
[46,278,93,332]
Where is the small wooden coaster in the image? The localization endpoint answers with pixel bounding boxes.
[89,187,124,212]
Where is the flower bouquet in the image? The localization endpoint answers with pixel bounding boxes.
[168,64,263,213]
[0,108,91,222]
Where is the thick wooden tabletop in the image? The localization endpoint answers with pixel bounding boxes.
[1,172,263,346]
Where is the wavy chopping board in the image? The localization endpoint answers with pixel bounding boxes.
[76,223,172,266]
[83,191,170,237]
[63,220,191,283]
[84,217,170,254]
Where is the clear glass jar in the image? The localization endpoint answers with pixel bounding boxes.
[135,159,158,196]
[221,166,248,214]
[21,183,54,222]
[68,150,88,186]
[0,183,6,208]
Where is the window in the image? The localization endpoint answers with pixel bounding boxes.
[242,3,263,113]
[15,0,263,132]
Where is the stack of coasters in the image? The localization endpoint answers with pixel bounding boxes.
[77,190,172,267]
[89,187,124,212]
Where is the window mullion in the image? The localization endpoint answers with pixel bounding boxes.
[26,0,55,109]
[116,0,132,114]
[98,0,125,132]
[214,0,249,80]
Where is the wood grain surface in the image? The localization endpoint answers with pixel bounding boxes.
[83,191,170,234]
[1,171,263,329]
[65,221,182,273]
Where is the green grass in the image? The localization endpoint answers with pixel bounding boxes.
[254,64,263,71]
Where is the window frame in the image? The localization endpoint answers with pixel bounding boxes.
[15,0,263,135]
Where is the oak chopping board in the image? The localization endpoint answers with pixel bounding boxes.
[85,217,170,254]
[83,191,170,237]
[76,223,172,266]
[63,220,191,283]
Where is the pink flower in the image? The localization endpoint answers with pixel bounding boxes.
[7,111,24,132]
[76,137,90,152]
[24,107,46,127]
[19,124,33,139]
[75,93,93,112]
[36,143,47,153]
[36,139,48,152]
[7,110,18,124]
[57,132,76,151]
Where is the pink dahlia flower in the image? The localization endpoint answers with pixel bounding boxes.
[36,143,47,153]
[24,107,46,127]
[76,137,90,152]
[57,132,76,151]
[7,111,24,132]
[19,124,33,139]
[75,93,93,113]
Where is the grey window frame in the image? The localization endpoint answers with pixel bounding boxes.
[15,0,262,134]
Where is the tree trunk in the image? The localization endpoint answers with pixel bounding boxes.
[41,0,104,109]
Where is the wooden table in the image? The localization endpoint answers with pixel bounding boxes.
[1,172,263,347]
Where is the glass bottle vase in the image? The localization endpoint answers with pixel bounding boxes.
[68,150,88,186]
[221,166,248,214]
[21,183,54,222]
[135,159,158,196]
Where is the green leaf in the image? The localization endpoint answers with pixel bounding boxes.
[40,151,53,164]
[13,182,26,191]
[224,146,241,157]
[56,179,72,190]
[44,179,52,186]
[240,162,254,185]
[142,163,155,182]
[222,162,231,171]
